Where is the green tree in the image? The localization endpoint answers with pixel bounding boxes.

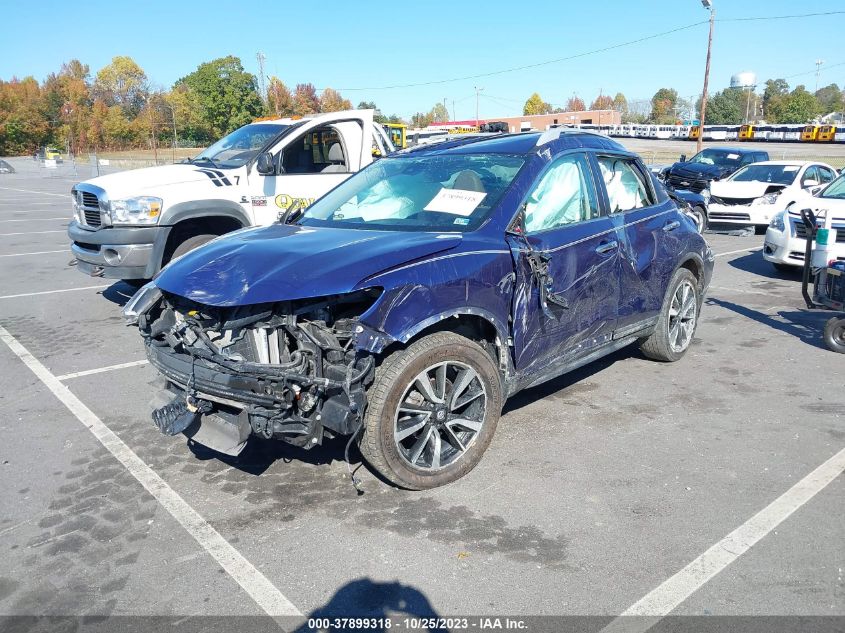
[815,83,843,114]
[292,83,320,116]
[166,84,212,145]
[430,102,449,123]
[650,88,678,123]
[523,92,547,115]
[770,85,820,123]
[94,56,148,116]
[357,101,387,123]
[175,56,264,139]
[411,111,433,128]
[700,89,745,124]
[762,78,789,120]
[319,87,352,113]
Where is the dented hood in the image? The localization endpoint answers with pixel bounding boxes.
[154,224,462,306]
[711,180,783,199]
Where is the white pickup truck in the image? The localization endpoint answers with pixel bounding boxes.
[68,109,394,281]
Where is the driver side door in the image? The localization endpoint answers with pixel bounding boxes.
[507,151,621,379]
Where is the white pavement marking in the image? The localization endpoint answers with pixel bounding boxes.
[0,324,302,618]
[0,285,109,300]
[714,246,763,258]
[0,186,68,198]
[0,201,63,206]
[0,250,67,258]
[600,447,845,633]
[56,360,149,381]
[0,230,65,236]
[0,217,67,222]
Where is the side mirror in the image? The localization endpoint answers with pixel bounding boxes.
[256,152,275,175]
[803,179,819,189]
[679,154,687,163]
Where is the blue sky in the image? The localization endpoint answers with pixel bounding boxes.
[2,1,843,119]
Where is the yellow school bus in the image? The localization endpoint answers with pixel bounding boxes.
[801,125,819,142]
[689,125,702,140]
[818,125,837,142]
[739,124,754,140]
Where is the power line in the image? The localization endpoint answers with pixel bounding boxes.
[783,60,845,80]
[326,20,708,91]
[321,10,844,93]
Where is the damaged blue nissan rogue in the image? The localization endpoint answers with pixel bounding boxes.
[124,129,714,489]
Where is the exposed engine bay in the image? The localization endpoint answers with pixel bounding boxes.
[138,287,382,455]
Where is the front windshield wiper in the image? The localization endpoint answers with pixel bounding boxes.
[190,156,221,169]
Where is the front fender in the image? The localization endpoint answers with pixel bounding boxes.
[161,199,251,227]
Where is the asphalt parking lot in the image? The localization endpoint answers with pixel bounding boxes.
[0,157,843,629]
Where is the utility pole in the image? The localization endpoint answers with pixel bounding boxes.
[697,1,715,153]
[443,97,448,123]
[815,59,824,92]
[257,52,267,104]
[452,99,455,122]
[474,86,484,126]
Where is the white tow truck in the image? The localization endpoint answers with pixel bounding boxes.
[68,109,394,281]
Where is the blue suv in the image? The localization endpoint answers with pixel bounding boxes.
[125,130,714,489]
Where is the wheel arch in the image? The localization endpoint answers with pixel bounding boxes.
[159,200,250,267]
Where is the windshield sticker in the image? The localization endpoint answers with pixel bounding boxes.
[424,188,487,216]
[251,196,267,206]
[726,153,740,160]
[453,217,470,226]
[783,165,800,172]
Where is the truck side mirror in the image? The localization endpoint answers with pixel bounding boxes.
[256,152,275,175]
[679,154,687,163]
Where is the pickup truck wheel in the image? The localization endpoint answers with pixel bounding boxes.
[359,332,502,489]
[639,268,700,362]
[167,233,216,264]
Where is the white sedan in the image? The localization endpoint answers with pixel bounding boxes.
[763,172,845,271]
[707,161,837,228]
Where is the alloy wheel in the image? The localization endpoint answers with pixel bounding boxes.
[668,280,697,353]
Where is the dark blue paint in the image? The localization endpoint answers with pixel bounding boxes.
[155,131,714,390]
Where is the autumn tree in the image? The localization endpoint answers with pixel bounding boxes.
[266,76,293,117]
[650,88,678,123]
[591,94,614,110]
[566,96,585,112]
[430,102,450,123]
[292,83,320,116]
[93,56,149,116]
[523,92,549,115]
[612,92,628,114]
[411,111,433,128]
[319,87,352,113]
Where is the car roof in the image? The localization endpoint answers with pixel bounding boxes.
[396,130,627,157]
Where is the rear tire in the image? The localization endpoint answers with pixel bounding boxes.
[823,317,845,354]
[640,268,700,362]
[359,332,503,489]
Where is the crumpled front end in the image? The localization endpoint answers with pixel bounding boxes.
[136,287,382,455]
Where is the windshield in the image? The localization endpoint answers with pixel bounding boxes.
[688,149,748,168]
[192,123,288,168]
[729,164,799,185]
[298,153,525,232]
[820,173,845,199]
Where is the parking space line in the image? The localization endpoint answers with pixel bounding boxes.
[600,446,845,633]
[0,324,302,618]
[0,217,67,222]
[56,360,149,381]
[0,230,65,236]
[0,285,109,300]
[0,187,68,198]
[714,246,763,258]
[0,250,67,258]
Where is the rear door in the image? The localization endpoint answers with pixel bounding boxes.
[247,112,372,224]
[507,151,621,378]
[596,154,682,334]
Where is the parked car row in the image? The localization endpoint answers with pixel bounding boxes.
[71,118,715,488]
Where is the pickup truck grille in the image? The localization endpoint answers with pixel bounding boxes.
[666,173,708,193]
[75,189,102,228]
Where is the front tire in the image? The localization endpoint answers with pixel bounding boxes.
[823,317,845,354]
[359,332,503,489]
[691,206,708,233]
[640,268,700,362]
[168,233,216,263]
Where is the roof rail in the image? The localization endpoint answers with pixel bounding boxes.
[534,127,609,147]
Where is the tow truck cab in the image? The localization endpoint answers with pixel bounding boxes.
[68,109,394,282]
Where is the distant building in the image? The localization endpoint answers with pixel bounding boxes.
[430,109,621,133]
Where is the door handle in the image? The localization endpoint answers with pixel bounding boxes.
[663,220,681,232]
[595,240,618,255]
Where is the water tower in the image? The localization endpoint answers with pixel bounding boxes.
[730,72,758,123]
